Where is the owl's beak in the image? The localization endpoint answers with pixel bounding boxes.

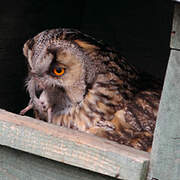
[35,89,43,99]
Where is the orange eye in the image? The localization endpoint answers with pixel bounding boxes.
[53,67,65,76]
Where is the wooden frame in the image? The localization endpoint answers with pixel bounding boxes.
[148,2,180,180]
[0,109,149,180]
[0,2,179,180]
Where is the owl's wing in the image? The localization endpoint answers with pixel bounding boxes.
[87,74,161,152]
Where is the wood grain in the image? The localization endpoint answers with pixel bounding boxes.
[149,49,180,180]
[171,3,180,50]
[0,145,115,180]
[0,109,150,180]
[149,3,180,179]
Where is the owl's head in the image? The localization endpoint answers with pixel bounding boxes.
[23,28,113,105]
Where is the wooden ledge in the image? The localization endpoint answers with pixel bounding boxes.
[0,109,150,180]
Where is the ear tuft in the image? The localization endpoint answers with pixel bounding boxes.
[74,39,98,51]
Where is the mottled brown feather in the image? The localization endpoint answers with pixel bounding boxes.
[22,28,162,151]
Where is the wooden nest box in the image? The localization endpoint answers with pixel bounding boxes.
[0,2,179,180]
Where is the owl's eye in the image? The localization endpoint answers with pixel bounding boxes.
[53,67,65,76]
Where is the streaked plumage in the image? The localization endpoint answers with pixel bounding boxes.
[21,28,162,151]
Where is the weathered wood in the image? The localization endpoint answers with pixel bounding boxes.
[170,3,180,49]
[0,145,115,180]
[149,50,180,180]
[0,109,150,180]
[148,3,180,179]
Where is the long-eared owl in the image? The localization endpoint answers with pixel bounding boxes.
[21,28,162,152]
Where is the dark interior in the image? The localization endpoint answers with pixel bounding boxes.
[0,0,173,113]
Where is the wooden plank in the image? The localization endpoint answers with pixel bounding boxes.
[170,3,180,49]
[149,50,180,180]
[0,109,150,180]
[0,145,115,180]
